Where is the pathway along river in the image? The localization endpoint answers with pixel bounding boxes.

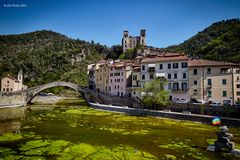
[0,98,240,160]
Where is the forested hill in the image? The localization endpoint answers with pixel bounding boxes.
[165,19,240,62]
[0,30,110,87]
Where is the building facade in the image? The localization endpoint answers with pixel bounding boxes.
[131,65,141,98]
[1,70,27,92]
[188,59,240,105]
[94,60,111,93]
[140,53,189,101]
[122,29,146,52]
[108,61,133,97]
[233,65,240,104]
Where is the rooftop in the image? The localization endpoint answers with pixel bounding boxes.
[141,53,188,63]
[188,59,235,67]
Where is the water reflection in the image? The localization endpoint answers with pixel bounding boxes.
[0,121,21,135]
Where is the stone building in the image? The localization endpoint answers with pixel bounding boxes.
[188,59,240,105]
[140,53,189,101]
[1,70,27,92]
[122,29,146,52]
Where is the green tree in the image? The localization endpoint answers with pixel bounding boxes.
[140,78,169,110]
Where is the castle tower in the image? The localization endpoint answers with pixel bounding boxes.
[140,29,146,46]
[122,31,129,52]
[122,29,146,53]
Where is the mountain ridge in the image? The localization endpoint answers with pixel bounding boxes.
[165,18,240,62]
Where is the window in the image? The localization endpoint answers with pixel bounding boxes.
[7,81,9,83]
[109,86,111,91]
[182,83,187,91]
[173,63,178,69]
[142,65,145,71]
[150,74,154,79]
[142,74,145,80]
[207,79,212,85]
[3,88,5,91]
[168,63,171,69]
[133,75,137,80]
[168,83,172,89]
[222,79,227,85]
[183,73,187,79]
[174,73,177,79]
[237,91,240,96]
[159,64,163,69]
[193,69,197,75]
[223,91,227,97]
[181,62,187,68]
[207,68,211,74]
[208,91,212,97]
[194,80,197,85]
[194,89,198,92]
[168,74,171,79]
[173,83,179,91]
[237,84,240,88]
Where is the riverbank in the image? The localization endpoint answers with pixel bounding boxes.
[89,102,240,127]
[0,102,240,160]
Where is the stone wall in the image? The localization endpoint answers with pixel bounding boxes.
[83,91,142,108]
[89,102,240,127]
[0,91,26,107]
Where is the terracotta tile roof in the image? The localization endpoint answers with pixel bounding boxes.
[2,75,17,81]
[141,54,188,63]
[188,59,235,67]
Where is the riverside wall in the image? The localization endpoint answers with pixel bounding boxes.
[0,91,26,108]
[89,102,240,127]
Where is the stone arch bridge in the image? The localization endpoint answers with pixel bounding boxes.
[0,82,141,108]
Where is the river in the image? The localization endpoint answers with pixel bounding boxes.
[0,98,240,159]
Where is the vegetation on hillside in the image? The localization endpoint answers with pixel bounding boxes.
[0,30,111,88]
[165,19,240,62]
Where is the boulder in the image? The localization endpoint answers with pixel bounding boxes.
[230,149,240,156]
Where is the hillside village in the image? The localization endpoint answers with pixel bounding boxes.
[88,30,240,105]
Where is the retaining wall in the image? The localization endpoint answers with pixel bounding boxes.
[0,91,26,107]
[89,102,240,127]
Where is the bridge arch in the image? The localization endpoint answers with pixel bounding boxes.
[26,82,85,104]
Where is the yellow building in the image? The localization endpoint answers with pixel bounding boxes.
[95,60,110,93]
[188,59,240,105]
[131,64,141,98]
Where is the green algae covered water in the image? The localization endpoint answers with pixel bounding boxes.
[0,99,240,160]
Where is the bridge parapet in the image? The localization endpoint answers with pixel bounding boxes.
[0,81,142,108]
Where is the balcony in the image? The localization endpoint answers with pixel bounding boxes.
[206,84,212,88]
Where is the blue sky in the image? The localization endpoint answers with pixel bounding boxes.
[0,0,239,47]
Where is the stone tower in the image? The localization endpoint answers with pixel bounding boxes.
[140,29,146,46]
[122,29,146,53]
[18,70,23,83]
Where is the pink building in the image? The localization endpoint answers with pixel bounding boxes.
[108,61,133,97]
